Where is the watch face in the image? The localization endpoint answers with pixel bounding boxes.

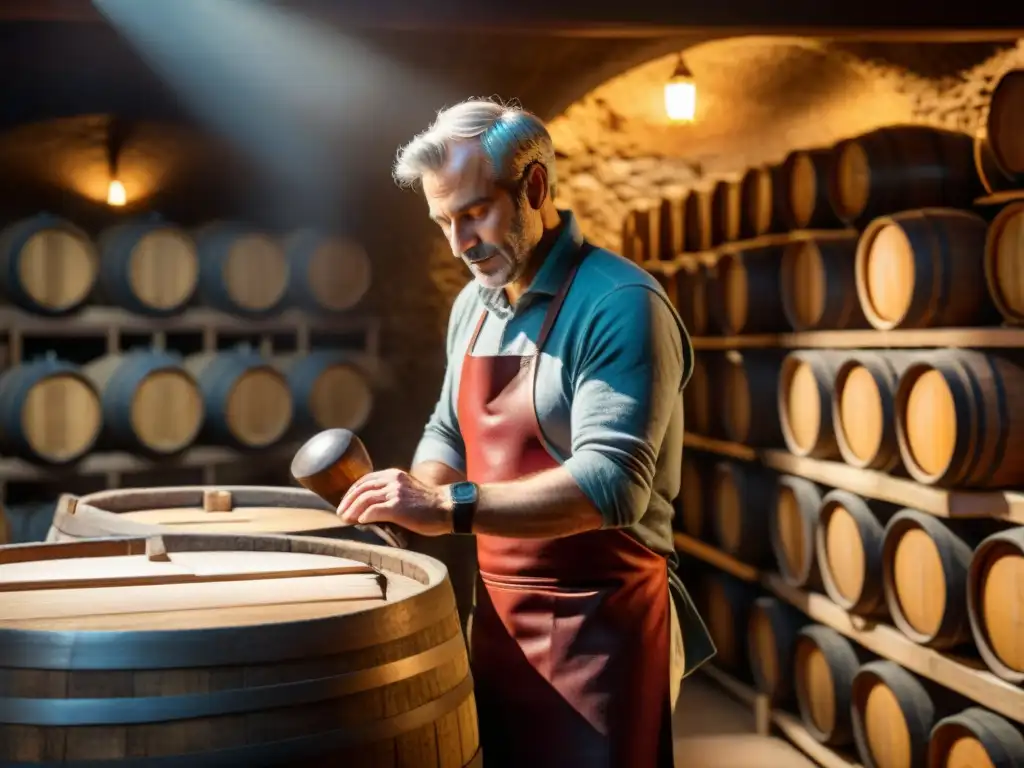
[452,482,477,504]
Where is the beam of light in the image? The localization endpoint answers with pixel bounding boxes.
[92,0,445,221]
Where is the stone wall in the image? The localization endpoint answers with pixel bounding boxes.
[547,39,1024,251]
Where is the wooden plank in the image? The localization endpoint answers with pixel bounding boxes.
[0,443,302,481]
[766,575,1024,727]
[684,434,758,462]
[691,327,1024,350]
[0,306,375,335]
[773,710,863,768]
[0,563,376,592]
[683,433,1024,525]
[0,573,386,624]
[674,533,760,582]
[11,0,1023,36]
[702,665,760,707]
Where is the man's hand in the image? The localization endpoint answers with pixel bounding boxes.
[336,468,453,537]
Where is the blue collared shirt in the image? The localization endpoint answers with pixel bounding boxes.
[412,210,693,555]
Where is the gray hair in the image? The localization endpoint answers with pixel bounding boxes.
[393,97,557,198]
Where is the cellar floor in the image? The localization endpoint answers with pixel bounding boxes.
[673,675,819,768]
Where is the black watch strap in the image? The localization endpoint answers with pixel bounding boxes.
[450,482,478,535]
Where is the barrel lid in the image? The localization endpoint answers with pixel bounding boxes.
[0,536,385,633]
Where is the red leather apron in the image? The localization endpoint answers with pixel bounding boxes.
[457,246,674,768]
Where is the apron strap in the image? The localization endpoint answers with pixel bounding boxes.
[535,240,596,353]
[467,308,488,356]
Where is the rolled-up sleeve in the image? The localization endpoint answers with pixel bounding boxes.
[410,296,468,473]
[562,285,688,528]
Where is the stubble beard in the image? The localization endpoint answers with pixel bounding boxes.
[466,204,534,290]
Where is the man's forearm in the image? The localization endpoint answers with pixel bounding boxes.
[472,467,604,538]
[411,460,466,487]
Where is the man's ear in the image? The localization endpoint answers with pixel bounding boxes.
[524,163,548,210]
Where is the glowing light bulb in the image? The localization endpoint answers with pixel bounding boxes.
[665,55,697,123]
[107,179,126,206]
[665,80,697,122]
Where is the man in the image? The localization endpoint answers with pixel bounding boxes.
[337,97,714,767]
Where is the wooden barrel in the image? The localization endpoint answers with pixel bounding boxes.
[983,200,1024,326]
[738,164,786,239]
[816,490,899,617]
[827,126,983,228]
[720,350,784,446]
[284,230,372,314]
[967,527,1024,684]
[652,269,679,311]
[0,532,480,766]
[701,571,760,677]
[47,486,390,546]
[0,213,99,316]
[676,261,713,336]
[684,351,723,437]
[1,500,58,544]
[678,451,712,538]
[793,624,866,746]
[779,148,845,230]
[778,350,843,459]
[710,179,741,246]
[0,357,102,464]
[83,350,204,456]
[184,349,293,449]
[711,460,775,566]
[986,68,1024,178]
[881,510,990,650]
[621,209,640,263]
[854,208,998,330]
[747,596,808,706]
[780,233,868,331]
[771,475,825,589]
[97,218,199,316]
[632,206,660,263]
[656,196,685,260]
[928,707,1024,768]
[851,660,964,768]
[194,221,290,317]
[974,128,1024,195]
[833,351,921,473]
[683,189,712,252]
[276,351,374,434]
[894,350,1024,488]
[711,246,789,335]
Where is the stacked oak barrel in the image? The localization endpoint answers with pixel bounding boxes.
[0,216,377,543]
[638,68,1024,767]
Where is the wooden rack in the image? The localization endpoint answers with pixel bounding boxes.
[683,433,1024,525]
[688,327,1024,350]
[0,305,385,508]
[675,532,1024,727]
[0,306,382,363]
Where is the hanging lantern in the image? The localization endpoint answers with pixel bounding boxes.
[665,54,697,122]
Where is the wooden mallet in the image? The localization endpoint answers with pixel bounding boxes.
[290,428,409,549]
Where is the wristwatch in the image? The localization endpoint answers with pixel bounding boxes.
[449,481,478,534]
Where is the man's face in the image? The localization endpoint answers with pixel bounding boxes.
[422,140,535,290]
